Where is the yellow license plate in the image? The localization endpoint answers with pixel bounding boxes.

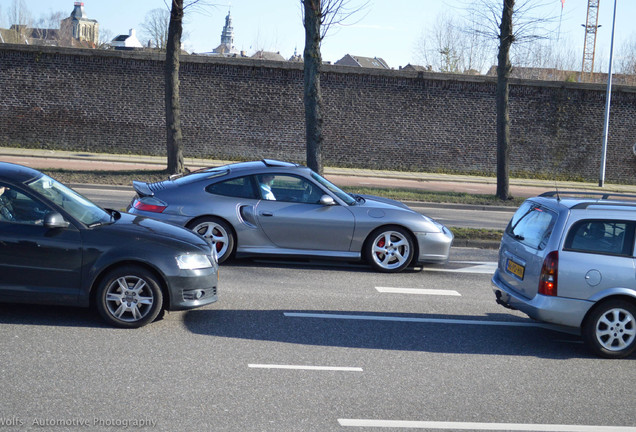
[506,259,525,280]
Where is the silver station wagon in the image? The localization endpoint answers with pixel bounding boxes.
[128,160,453,273]
[492,191,636,358]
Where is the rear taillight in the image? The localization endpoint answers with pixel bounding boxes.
[133,198,167,213]
[538,250,558,296]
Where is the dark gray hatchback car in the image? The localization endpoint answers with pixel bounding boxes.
[0,162,218,328]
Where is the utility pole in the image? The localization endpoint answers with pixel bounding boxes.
[599,0,617,187]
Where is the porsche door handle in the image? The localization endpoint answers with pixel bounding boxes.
[260,212,273,217]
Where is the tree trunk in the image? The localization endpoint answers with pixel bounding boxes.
[165,0,185,174]
[303,0,324,174]
[495,0,514,200]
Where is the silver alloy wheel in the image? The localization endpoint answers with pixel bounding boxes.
[104,275,155,323]
[371,230,411,270]
[594,307,636,352]
[192,220,230,260]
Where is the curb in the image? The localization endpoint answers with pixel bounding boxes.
[454,239,501,250]
[4,146,636,194]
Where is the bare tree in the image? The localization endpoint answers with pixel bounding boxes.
[464,0,559,200]
[142,8,170,50]
[415,12,492,73]
[495,0,514,201]
[164,0,213,174]
[165,0,186,174]
[617,33,636,76]
[302,0,323,174]
[512,38,578,74]
[32,11,64,38]
[301,0,366,174]
[97,28,114,49]
[5,0,31,44]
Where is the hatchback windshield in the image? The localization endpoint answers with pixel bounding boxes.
[27,175,111,226]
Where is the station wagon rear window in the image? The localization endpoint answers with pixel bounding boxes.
[505,201,557,250]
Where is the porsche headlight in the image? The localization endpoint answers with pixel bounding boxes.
[176,254,213,270]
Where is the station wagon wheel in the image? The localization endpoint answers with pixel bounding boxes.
[365,226,414,273]
[583,300,636,359]
[96,266,163,328]
[187,217,235,264]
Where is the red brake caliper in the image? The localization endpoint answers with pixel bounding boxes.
[376,238,385,258]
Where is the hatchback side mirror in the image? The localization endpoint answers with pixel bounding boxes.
[319,195,336,206]
[44,212,70,229]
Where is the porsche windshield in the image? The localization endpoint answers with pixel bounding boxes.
[27,175,111,226]
[310,172,356,206]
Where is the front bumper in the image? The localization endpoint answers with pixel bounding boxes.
[491,270,592,329]
[414,227,453,264]
[165,268,218,311]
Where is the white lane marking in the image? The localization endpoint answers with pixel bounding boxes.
[376,287,461,296]
[337,419,636,431]
[248,364,362,372]
[423,261,497,274]
[284,312,554,329]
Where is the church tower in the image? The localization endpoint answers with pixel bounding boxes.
[211,10,239,56]
[220,11,234,48]
[61,2,99,45]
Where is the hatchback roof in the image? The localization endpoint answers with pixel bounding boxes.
[0,162,43,184]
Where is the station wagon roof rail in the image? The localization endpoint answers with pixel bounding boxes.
[539,191,636,201]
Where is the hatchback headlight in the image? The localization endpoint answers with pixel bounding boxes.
[176,254,213,270]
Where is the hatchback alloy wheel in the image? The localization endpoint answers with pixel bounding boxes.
[96,266,163,328]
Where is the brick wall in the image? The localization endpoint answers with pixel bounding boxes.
[1,44,635,183]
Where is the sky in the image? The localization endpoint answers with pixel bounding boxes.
[2,0,635,72]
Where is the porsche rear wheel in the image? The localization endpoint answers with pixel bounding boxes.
[188,217,235,264]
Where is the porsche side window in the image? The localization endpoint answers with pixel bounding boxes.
[206,176,258,199]
[257,175,322,204]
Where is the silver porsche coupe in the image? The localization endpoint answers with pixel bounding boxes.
[127,160,453,273]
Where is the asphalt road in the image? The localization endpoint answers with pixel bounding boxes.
[74,185,515,231]
[1,247,634,432]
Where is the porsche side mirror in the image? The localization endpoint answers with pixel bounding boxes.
[319,195,336,206]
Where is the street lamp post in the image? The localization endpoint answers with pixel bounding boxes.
[599,0,618,187]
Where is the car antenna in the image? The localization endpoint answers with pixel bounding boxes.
[554,180,561,202]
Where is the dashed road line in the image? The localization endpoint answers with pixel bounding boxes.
[337,419,636,431]
[248,364,362,372]
[375,287,461,296]
[423,261,497,274]
[284,312,553,329]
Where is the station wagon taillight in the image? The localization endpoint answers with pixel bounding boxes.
[538,251,558,296]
